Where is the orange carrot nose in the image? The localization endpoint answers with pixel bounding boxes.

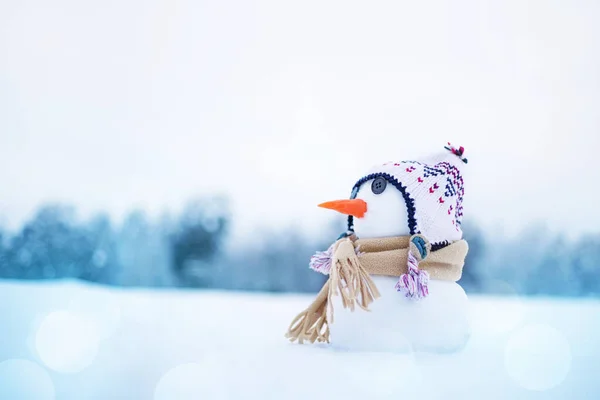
[318,199,368,218]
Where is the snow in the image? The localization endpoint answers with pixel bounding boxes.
[0,280,599,399]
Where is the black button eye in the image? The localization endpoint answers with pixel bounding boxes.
[371,177,387,195]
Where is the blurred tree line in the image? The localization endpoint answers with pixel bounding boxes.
[0,197,329,293]
[0,200,599,297]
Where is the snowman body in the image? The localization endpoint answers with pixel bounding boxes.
[328,277,470,353]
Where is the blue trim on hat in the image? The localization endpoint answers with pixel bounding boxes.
[346,172,418,236]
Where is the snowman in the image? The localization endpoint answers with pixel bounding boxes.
[286,143,471,353]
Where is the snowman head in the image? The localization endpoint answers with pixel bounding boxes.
[318,143,468,247]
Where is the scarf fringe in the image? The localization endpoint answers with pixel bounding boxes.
[329,239,380,312]
[285,282,330,344]
[285,239,382,344]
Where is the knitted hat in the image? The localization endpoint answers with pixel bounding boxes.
[346,143,467,247]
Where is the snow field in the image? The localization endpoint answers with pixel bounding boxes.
[0,280,598,399]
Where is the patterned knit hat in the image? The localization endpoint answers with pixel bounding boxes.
[346,143,467,247]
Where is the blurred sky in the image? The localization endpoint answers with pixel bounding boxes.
[1,0,599,242]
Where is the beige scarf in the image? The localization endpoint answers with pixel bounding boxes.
[285,234,469,344]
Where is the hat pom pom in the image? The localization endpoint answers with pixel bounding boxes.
[444,142,468,164]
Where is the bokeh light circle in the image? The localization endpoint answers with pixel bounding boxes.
[35,311,100,373]
[0,359,55,400]
[505,323,571,391]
